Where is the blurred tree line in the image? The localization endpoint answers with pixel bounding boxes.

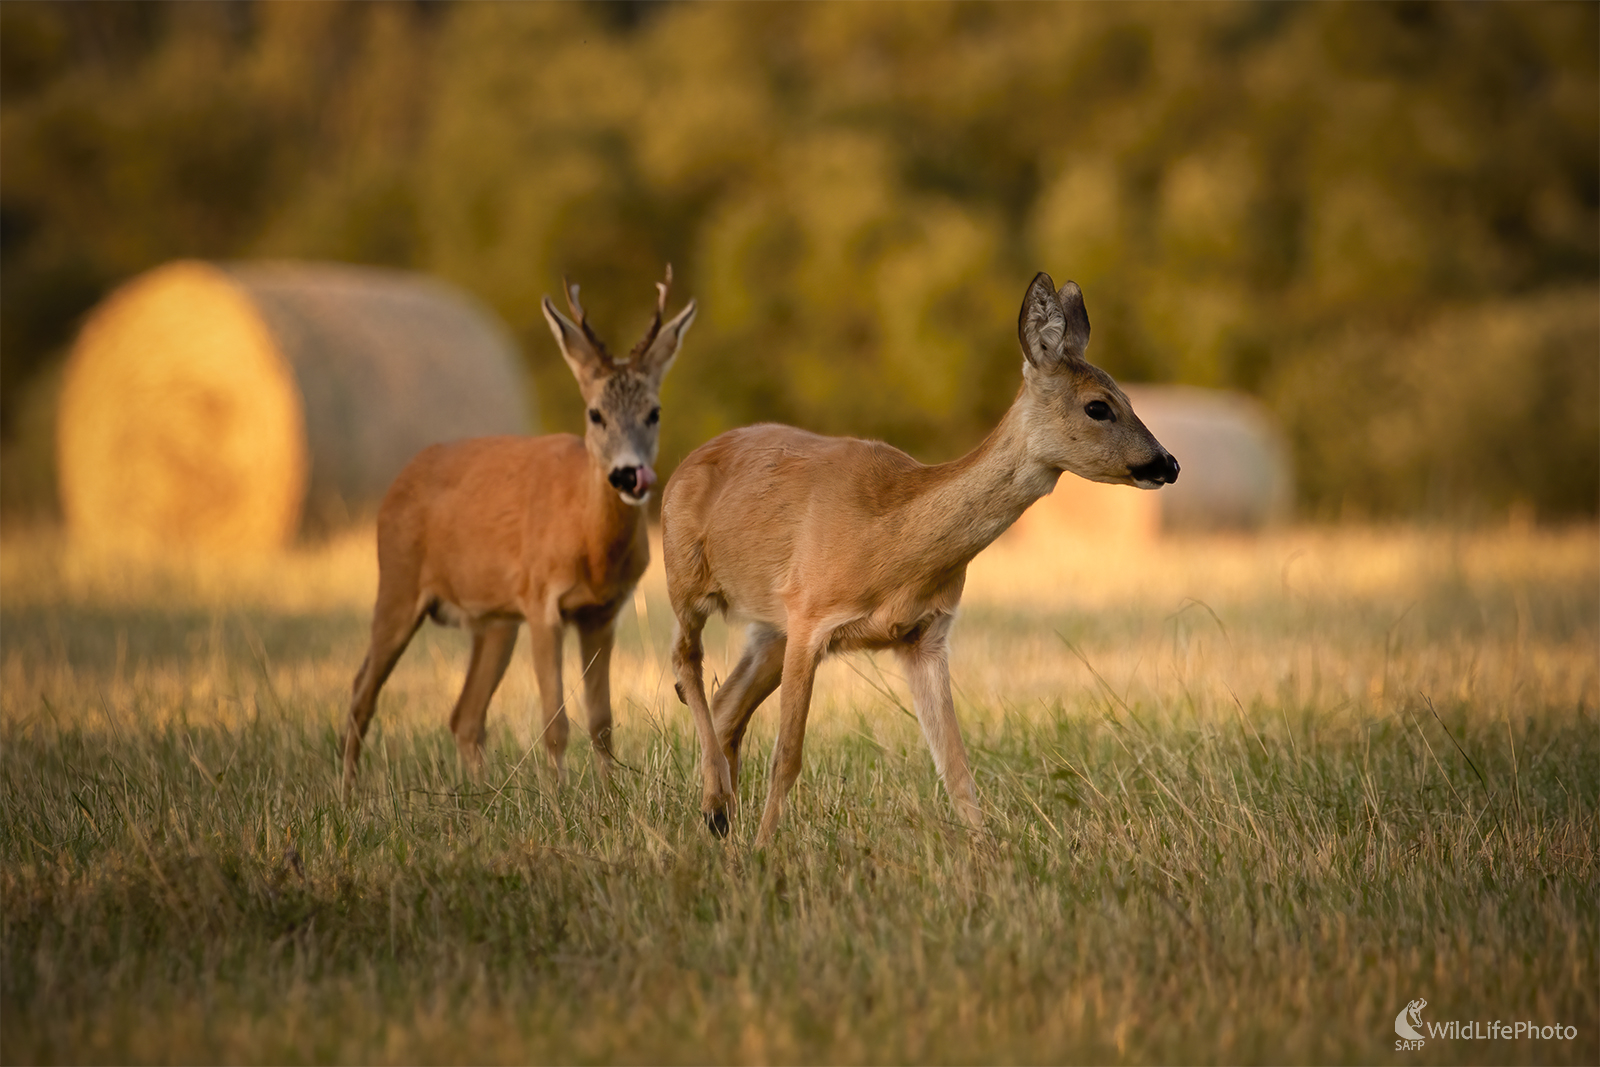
[3,0,1596,522]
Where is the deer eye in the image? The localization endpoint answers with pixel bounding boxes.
[588,408,605,427]
[1084,400,1114,422]
[646,406,661,426]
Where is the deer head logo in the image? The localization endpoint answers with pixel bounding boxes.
[1395,998,1428,1041]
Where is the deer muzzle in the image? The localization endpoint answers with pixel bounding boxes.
[609,463,657,502]
[1130,451,1180,487]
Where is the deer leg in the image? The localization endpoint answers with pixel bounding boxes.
[448,620,518,778]
[896,617,983,831]
[712,624,786,795]
[753,629,824,848]
[577,616,619,779]
[670,608,734,836]
[343,591,426,793]
[525,611,570,784]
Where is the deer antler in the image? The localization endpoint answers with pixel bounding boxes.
[630,264,675,361]
[562,276,613,365]
[656,263,674,316]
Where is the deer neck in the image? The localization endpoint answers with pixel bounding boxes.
[899,389,1058,572]
[584,457,646,549]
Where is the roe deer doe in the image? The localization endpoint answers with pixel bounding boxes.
[342,267,696,790]
[662,272,1177,844]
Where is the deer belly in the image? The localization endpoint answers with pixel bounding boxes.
[426,598,472,628]
[425,596,524,629]
[823,610,943,654]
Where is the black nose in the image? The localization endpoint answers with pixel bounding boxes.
[1131,452,1179,485]
[609,467,638,493]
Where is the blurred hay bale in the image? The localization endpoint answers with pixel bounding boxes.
[1122,386,1294,532]
[1008,465,1163,548]
[1007,386,1293,546]
[57,260,532,552]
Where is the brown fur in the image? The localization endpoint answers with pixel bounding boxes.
[662,272,1177,845]
[341,269,695,789]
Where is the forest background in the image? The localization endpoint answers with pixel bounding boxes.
[2,0,1596,525]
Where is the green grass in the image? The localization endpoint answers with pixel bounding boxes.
[2,526,1596,1064]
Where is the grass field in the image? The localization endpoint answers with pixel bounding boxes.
[2,522,1596,1065]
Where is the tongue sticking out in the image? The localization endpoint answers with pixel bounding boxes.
[609,464,657,500]
[631,465,657,497]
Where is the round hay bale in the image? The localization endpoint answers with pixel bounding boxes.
[1006,385,1293,546]
[1124,385,1293,532]
[1007,465,1163,548]
[57,260,532,552]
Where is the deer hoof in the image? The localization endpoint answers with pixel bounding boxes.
[704,810,730,838]
[674,682,687,704]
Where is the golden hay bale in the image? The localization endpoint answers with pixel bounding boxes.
[58,260,532,552]
[1006,385,1293,547]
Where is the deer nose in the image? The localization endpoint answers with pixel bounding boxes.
[609,464,656,498]
[1131,452,1179,485]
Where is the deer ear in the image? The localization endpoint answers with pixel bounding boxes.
[1018,272,1068,369]
[542,295,605,385]
[639,298,696,383]
[1055,280,1091,361]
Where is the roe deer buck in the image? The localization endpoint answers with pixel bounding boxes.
[663,272,1177,845]
[341,267,696,790]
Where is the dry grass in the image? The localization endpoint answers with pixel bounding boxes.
[2,522,1596,1064]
